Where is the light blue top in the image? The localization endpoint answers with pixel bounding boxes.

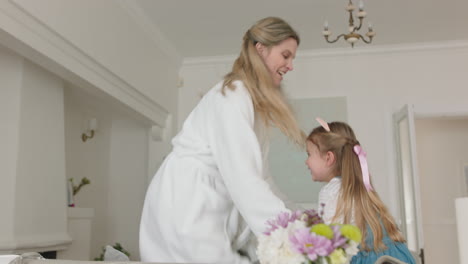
[350,225,416,264]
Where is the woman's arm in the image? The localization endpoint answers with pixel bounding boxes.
[207,82,288,236]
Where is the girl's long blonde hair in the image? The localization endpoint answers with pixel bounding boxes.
[307,122,405,251]
[223,17,304,146]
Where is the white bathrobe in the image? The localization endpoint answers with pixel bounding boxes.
[139,80,288,263]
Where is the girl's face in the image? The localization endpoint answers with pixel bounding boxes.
[257,37,297,86]
[305,141,333,182]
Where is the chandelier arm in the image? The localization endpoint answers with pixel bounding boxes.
[355,17,363,31]
[348,10,355,30]
[360,35,373,44]
[325,34,346,43]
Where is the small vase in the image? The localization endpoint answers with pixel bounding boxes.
[67,180,74,207]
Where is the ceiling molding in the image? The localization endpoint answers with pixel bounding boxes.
[0,0,169,127]
[181,40,468,66]
[296,40,468,59]
[183,54,236,66]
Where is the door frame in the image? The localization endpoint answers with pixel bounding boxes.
[393,104,425,251]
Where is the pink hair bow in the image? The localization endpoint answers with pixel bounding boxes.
[315,117,330,132]
[353,145,373,192]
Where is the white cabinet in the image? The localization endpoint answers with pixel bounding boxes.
[57,208,95,260]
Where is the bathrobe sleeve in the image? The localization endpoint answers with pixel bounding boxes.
[207,82,289,236]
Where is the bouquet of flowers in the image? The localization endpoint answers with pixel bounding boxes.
[256,210,361,264]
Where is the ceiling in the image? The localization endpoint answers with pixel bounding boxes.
[133,0,468,58]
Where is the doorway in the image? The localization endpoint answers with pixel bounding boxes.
[414,116,468,264]
[394,104,468,264]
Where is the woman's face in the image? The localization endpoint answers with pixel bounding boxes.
[257,37,298,86]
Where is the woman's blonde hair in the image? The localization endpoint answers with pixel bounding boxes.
[223,17,304,146]
[307,122,405,251]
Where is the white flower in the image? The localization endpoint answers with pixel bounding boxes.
[345,240,360,257]
[257,220,307,264]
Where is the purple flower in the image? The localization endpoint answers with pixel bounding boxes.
[331,225,347,249]
[289,228,334,261]
[302,209,324,227]
[263,211,302,235]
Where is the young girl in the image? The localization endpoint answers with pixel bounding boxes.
[305,118,416,264]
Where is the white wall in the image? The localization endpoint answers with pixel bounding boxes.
[0,46,70,253]
[0,46,22,246]
[415,118,468,264]
[64,84,149,260]
[15,57,68,243]
[0,42,167,259]
[107,118,148,261]
[178,41,468,219]
[64,85,112,259]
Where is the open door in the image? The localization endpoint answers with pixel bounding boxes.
[393,104,424,264]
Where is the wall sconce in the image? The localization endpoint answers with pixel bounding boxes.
[82,118,97,142]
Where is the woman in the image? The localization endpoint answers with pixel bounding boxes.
[140,17,304,264]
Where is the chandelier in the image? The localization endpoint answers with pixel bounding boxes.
[322,0,375,47]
